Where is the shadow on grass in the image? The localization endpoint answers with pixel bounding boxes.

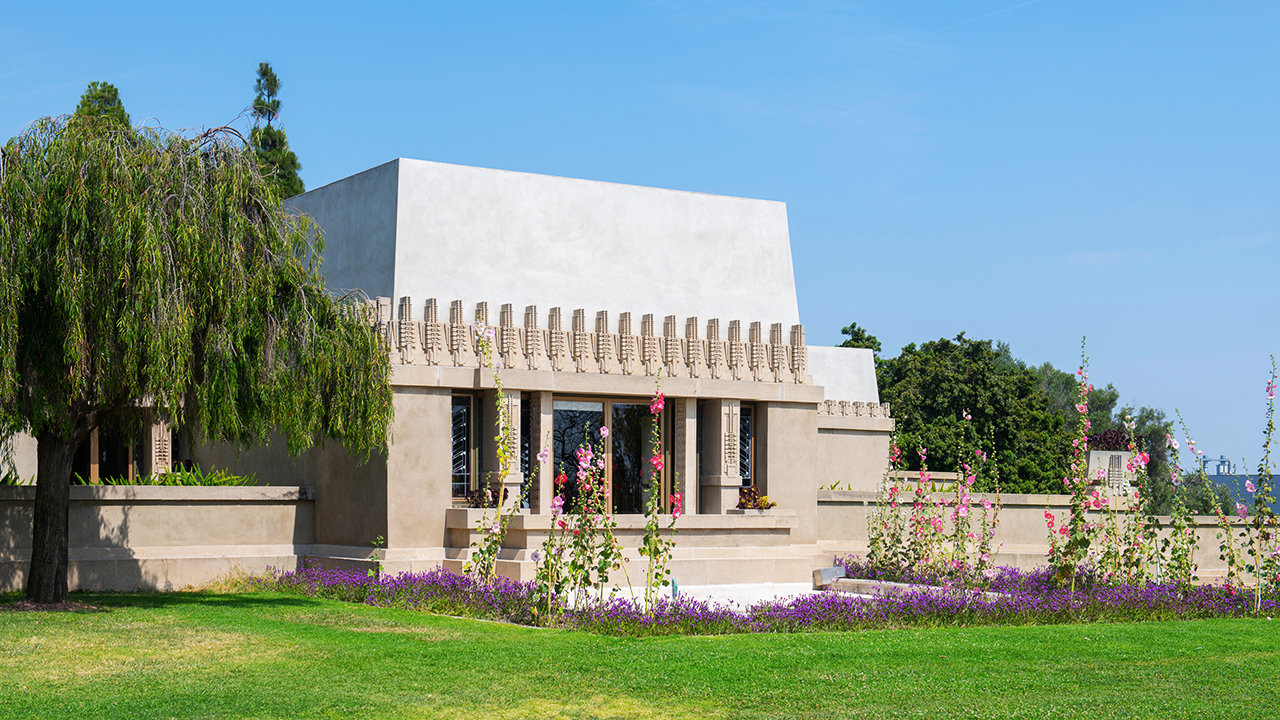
[0,589,327,613]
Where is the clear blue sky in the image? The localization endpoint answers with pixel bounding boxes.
[3,1,1276,474]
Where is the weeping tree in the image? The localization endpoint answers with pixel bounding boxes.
[0,116,393,603]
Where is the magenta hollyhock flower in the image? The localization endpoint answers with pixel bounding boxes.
[649,455,665,472]
[537,447,550,464]
[1246,480,1257,493]
[550,495,565,517]
[650,393,665,414]
[1237,502,1249,520]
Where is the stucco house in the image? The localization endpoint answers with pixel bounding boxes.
[2,159,895,589]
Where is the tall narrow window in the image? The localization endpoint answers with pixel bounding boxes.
[739,405,754,486]
[451,395,473,498]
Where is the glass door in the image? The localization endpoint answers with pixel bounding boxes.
[610,403,648,514]
[551,398,665,514]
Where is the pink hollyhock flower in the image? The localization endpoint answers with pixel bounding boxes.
[599,426,609,438]
[650,393,665,414]
[958,505,969,517]
[576,469,588,480]
[1237,502,1249,520]
[596,458,605,470]
[982,499,992,510]
[962,409,972,421]
[1095,468,1106,481]
[550,495,565,517]
[1246,480,1257,493]
[649,455,665,472]
[1075,404,1087,414]
[671,492,683,519]
[537,448,550,464]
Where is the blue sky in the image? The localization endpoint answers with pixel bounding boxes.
[3,1,1276,473]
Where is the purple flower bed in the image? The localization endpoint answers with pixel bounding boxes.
[254,560,1278,637]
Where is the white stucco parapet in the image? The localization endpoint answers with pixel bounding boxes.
[288,158,801,329]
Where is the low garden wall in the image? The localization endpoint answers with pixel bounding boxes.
[817,489,1249,578]
[0,485,315,592]
[442,508,815,586]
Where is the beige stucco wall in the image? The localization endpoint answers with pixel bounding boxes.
[0,485,314,592]
[192,433,388,549]
[815,415,893,492]
[757,402,820,545]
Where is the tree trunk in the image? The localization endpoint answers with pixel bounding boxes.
[26,432,77,604]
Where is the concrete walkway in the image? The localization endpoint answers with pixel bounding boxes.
[667,582,829,606]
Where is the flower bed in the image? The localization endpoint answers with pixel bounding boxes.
[253,559,1278,637]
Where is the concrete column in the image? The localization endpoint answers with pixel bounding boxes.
[698,398,741,514]
[530,391,554,513]
[757,402,819,544]
[146,418,171,476]
[481,389,523,510]
[671,398,698,515]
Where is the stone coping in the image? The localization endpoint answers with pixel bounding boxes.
[445,507,797,530]
[817,415,894,432]
[0,485,316,502]
[827,577,1006,602]
[817,489,1074,506]
[817,490,1251,527]
[392,364,826,403]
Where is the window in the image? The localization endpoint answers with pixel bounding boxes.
[451,395,476,498]
[740,404,754,486]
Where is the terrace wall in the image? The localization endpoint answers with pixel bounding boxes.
[0,486,314,592]
[817,490,1251,578]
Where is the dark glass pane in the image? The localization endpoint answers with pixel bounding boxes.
[451,396,471,498]
[739,407,753,485]
[553,401,604,511]
[611,403,648,514]
[520,395,531,508]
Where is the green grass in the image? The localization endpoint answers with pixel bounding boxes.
[1,591,1277,719]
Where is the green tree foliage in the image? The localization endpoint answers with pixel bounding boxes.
[0,116,393,603]
[839,322,882,355]
[250,63,304,199]
[1033,362,1118,432]
[878,334,1070,494]
[73,81,130,127]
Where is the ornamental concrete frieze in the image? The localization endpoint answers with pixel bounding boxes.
[372,296,817,385]
[817,400,892,418]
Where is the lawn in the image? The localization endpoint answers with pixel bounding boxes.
[1,591,1276,719]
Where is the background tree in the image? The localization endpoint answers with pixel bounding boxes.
[73,82,130,126]
[1034,362,1119,432]
[877,334,1071,494]
[250,62,304,199]
[0,116,393,604]
[839,322,882,355]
